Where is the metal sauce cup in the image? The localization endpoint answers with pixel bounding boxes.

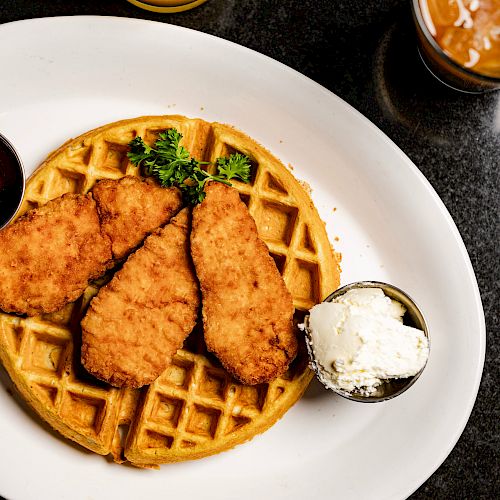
[304,281,430,403]
[0,133,25,230]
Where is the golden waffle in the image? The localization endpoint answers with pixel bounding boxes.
[0,116,340,466]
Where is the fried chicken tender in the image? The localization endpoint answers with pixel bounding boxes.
[0,176,182,316]
[191,183,297,385]
[0,193,112,316]
[81,208,200,388]
[93,176,182,260]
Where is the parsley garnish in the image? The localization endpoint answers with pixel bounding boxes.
[127,129,251,204]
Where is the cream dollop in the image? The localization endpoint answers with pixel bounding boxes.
[308,288,429,396]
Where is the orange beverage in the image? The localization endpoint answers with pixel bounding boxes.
[412,0,500,91]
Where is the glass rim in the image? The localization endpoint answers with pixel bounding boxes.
[411,0,500,84]
[127,0,208,13]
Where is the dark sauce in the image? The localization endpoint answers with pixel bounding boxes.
[0,136,24,228]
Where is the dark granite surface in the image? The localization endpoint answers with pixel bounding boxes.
[0,1,498,498]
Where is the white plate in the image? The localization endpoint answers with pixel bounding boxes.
[0,17,484,500]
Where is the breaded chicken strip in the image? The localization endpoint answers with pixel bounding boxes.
[93,176,182,260]
[191,183,297,385]
[0,177,182,316]
[0,193,112,316]
[81,208,199,388]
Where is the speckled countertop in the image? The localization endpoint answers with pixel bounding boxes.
[0,1,498,498]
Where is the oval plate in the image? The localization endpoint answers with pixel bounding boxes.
[0,16,485,500]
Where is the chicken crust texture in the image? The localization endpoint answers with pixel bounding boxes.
[93,176,182,260]
[0,177,182,316]
[81,208,199,388]
[191,183,297,385]
[0,193,112,315]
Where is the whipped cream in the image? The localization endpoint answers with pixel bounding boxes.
[308,288,429,396]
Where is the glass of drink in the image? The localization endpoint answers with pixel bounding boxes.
[412,0,500,92]
[127,0,208,13]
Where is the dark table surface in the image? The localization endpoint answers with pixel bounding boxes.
[0,1,498,498]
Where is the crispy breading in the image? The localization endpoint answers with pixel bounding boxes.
[0,193,112,316]
[81,208,200,388]
[93,176,182,260]
[191,182,297,385]
[0,177,182,317]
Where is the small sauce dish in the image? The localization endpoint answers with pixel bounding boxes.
[303,281,430,403]
[0,133,25,230]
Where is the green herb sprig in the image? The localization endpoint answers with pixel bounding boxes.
[127,129,251,204]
